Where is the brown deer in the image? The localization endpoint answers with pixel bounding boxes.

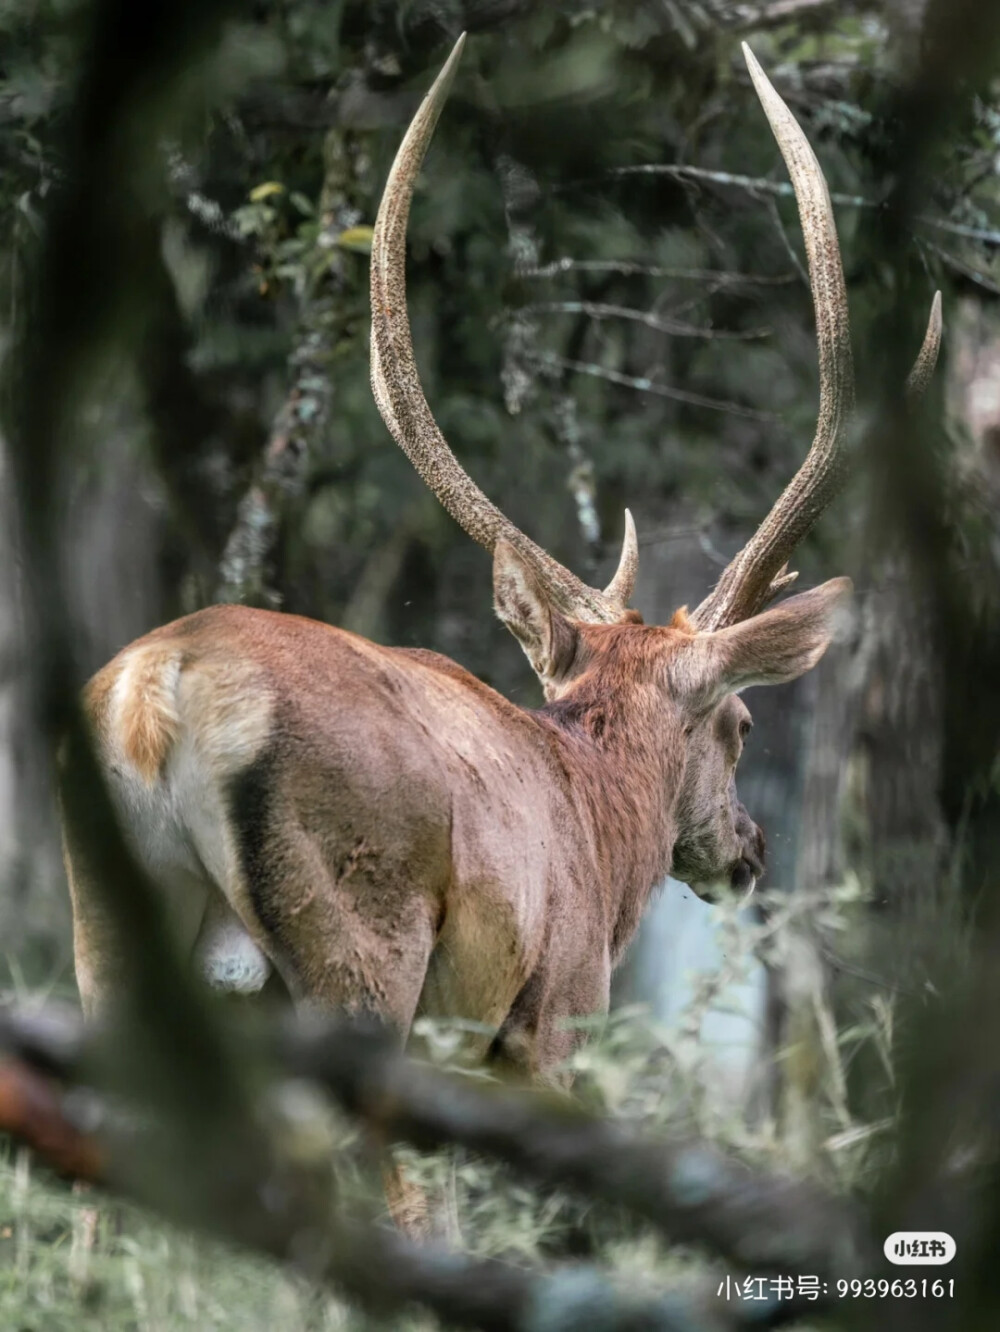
[63,40,940,1086]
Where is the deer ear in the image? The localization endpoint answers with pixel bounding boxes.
[682,578,852,709]
[493,541,578,688]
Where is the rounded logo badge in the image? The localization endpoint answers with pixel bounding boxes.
[884,1233,956,1265]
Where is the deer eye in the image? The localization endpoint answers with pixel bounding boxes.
[739,718,753,742]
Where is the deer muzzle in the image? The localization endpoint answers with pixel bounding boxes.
[731,806,765,894]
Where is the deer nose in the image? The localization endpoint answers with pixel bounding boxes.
[749,821,766,873]
[731,858,755,893]
[734,804,766,877]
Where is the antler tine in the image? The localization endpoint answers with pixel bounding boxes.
[906,290,943,403]
[603,508,638,605]
[691,44,856,633]
[370,34,635,624]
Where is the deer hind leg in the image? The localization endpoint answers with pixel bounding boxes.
[247,864,438,1237]
[63,823,212,1020]
[268,879,439,1240]
[221,794,443,1232]
[65,843,122,1022]
[62,822,215,1278]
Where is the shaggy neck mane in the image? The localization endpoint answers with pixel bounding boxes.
[537,624,687,959]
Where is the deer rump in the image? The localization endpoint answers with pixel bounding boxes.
[75,604,603,1056]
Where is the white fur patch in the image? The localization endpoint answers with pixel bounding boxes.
[196,915,272,994]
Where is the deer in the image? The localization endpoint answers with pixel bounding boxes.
[62,38,941,1095]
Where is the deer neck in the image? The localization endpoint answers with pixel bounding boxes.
[539,678,683,960]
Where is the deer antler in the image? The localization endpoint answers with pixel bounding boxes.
[906,289,943,403]
[691,45,942,632]
[370,33,637,624]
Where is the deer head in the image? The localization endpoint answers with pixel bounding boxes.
[369,35,941,899]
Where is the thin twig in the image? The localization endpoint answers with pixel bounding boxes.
[918,236,1000,296]
[915,213,1000,246]
[730,0,838,28]
[763,194,809,288]
[605,162,872,210]
[635,522,713,548]
[580,163,1000,251]
[530,351,778,421]
[524,299,770,340]
[520,258,796,285]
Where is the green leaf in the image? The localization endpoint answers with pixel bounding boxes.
[336,225,374,253]
[249,181,285,202]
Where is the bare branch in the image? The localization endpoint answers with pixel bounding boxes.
[520,258,796,285]
[730,0,838,29]
[919,237,1000,296]
[524,299,770,340]
[283,1016,869,1281]
[607,161,872,211]
[530,351,778,421]
[763,193,809,288]
[915,213,1000,246]
[600,165,1000,254]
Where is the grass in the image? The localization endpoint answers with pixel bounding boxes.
[0,884,898,1330]
[0,1149,358,1332]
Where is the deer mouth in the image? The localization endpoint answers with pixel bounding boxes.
[689,855,761,905]
[730,827,764,897]
[730,858,757,895]
[732,813,765,891]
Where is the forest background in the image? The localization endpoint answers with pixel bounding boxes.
[1,0,1000,1328]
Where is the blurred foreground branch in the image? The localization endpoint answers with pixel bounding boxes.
[0,1005,866,1280]
[0,1006,851,1331]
